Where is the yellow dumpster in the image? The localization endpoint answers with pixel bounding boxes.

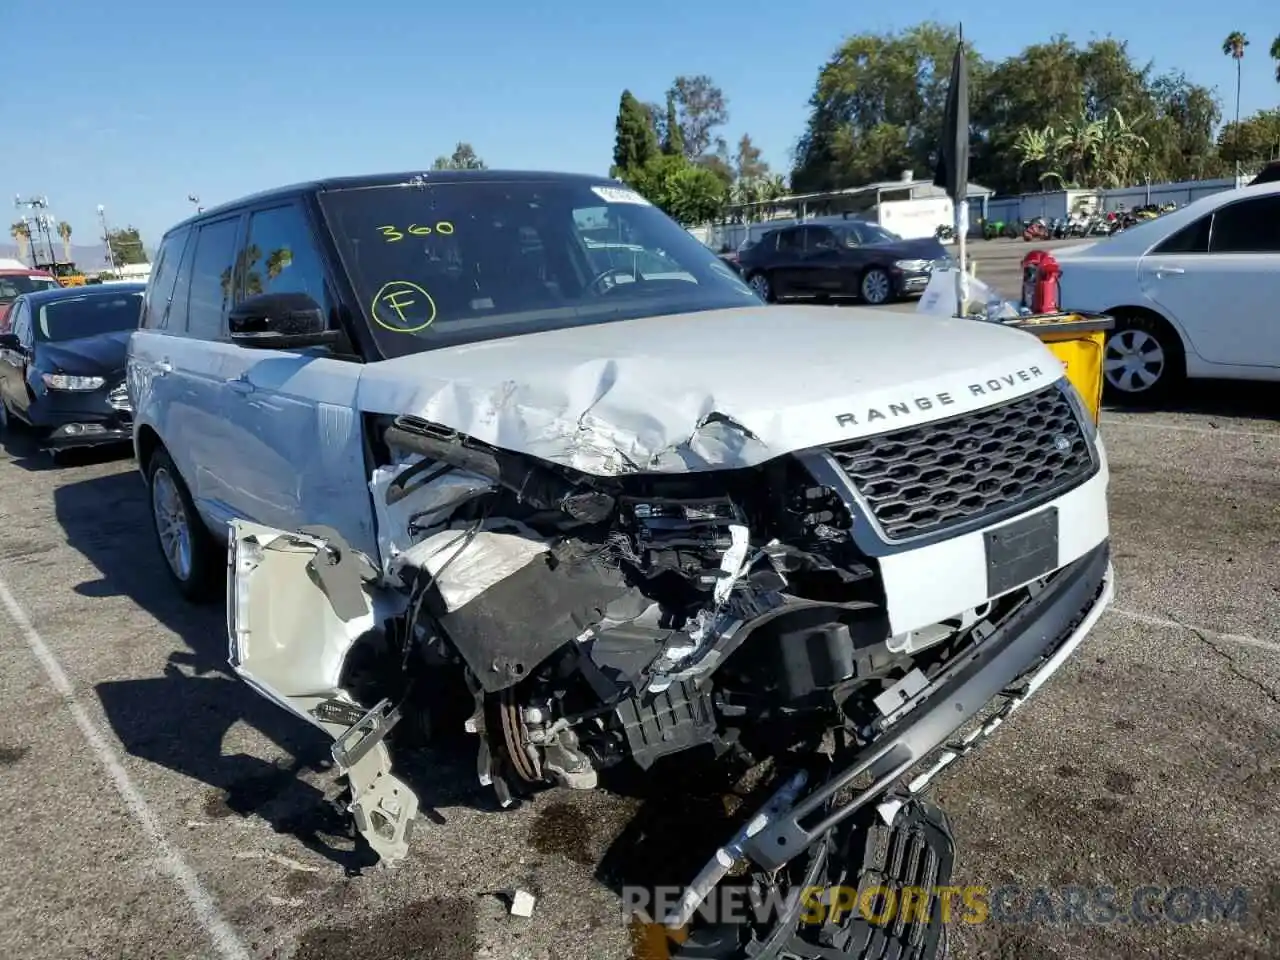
[1006,312,1113,424]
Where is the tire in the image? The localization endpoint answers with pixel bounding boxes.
[1103,311,1185,405]
[860,267,893,305]
[146,447,220,602]
[747,271,775,303]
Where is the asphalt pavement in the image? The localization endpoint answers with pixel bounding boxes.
[0,307,1277,959]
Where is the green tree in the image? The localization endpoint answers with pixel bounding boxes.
[792,22,978,192]
[106,226,148,266]
[1271,35,1280,82]
[1217,109,1280,166]
[662,92,684,156]
[668,75,729,159]
[793,24,1225,196]
[432,142,486,170]
[612,90,659,174]
[735,134,769,181]
[622,154,726,226]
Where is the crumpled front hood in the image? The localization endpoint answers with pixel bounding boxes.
[357,305,1062,476]
[40,330,131,376]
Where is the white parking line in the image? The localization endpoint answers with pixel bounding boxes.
[0,575,250,960]
[1101,417,1278,440]
[1108,605,1280,653]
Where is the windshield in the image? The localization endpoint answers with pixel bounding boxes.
[0,274,59,303]
[37,292,142,341]
[854,223,903,245]
[318,179,758,356]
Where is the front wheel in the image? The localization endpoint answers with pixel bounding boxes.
[1103,312,1185,405]
[747,272,774,303]
[147,448,220,602]
[860,268,893,305]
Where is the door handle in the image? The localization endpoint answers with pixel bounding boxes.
[227,375,255,395]
[1155,265,1185,277]
[155,359,172,375]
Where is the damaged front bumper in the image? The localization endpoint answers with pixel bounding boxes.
[744,540,1114,872]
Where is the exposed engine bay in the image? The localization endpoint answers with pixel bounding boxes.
[364,414,995,798]
[228,401,1113,959]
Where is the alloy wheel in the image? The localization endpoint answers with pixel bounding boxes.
[152,467,194,582]
[861,269,891,305]
[1104,328,1165,394]
[749,273,771,301]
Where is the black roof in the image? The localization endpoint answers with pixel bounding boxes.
[167,169,617,236]
[1250,162,1280,186]
[24,282,147,309]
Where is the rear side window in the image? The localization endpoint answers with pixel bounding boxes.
[240,204,329,305]
[777,229,803,253]
[1153,216,1210,254]
[184,218,241,340]
[1209,197,1280,253]
[141,228,191,329]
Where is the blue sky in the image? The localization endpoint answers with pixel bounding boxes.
[3,0,1275,251]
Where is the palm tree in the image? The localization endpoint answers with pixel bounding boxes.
[1222,32,1249,172]
[1013,126,1060,186]
[1094,110,1149,187]
[1272,34,1280,82]
[56,221,72,263]
[265,247,292,281]
[10,221,31,264]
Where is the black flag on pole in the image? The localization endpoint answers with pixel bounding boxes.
[933,29,970,203]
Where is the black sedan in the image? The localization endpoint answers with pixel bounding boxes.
[0,283,145,455]
[736,219,951,306]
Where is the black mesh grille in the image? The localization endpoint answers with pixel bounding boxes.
[828,384,1095,540]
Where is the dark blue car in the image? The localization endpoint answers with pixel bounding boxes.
[0,282,146,456]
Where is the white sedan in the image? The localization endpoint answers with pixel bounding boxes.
[1056,181,1280,402]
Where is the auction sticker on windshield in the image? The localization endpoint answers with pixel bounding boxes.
[591,185,651,205]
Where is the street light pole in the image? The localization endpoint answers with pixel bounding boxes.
[98,204,118,275]
[188,193,203,214]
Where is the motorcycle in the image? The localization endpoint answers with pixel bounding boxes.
[1022,218,1050,241]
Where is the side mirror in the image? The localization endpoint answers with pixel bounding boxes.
[228,293,340,350]
[0,332,19,350]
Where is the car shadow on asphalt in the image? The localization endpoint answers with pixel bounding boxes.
[0,427,133,472]
[1104,379,1278,422]
[47,463,391,872]
[48,456,506,872]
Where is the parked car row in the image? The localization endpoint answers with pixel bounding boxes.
[0,283,144,451]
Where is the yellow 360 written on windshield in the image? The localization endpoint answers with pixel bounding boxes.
[377,222,455,242]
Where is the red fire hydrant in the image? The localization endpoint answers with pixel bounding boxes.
[1021,250,1062,314]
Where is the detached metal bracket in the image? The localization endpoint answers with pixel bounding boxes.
[331,698,419,864]
[332,697,402,769]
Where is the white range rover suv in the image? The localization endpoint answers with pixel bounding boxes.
[128,171,1113,955]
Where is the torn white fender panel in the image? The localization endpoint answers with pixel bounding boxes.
[393,519,552,612]
[353,304,1060,476]
[227,520,380,730]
